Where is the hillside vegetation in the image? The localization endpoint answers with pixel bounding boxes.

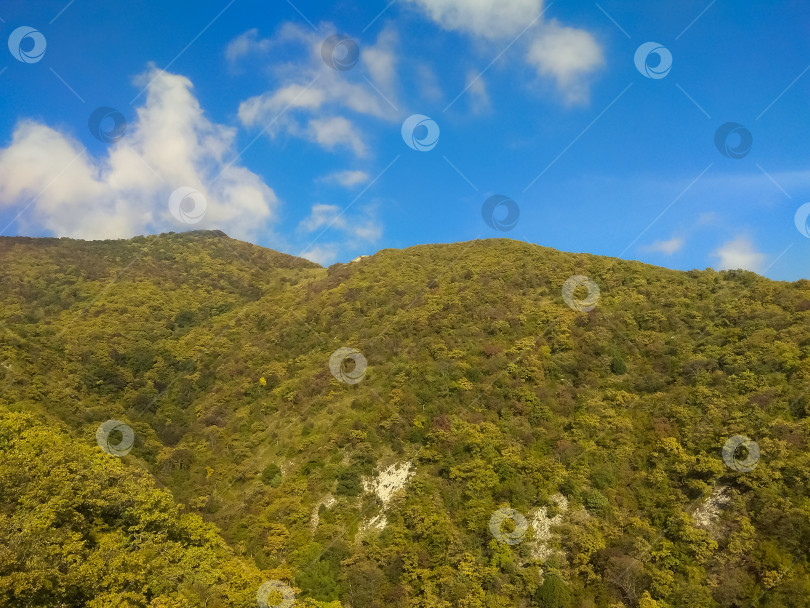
[1,231,809,607]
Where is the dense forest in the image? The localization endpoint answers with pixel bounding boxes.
[1,230,809,607]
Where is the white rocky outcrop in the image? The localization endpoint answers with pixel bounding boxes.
[529,493,568,561]
[311,494,336,530]
[692,485,731,532]
[359,513,387,534]
[358,461,414,533]
[363,461,414,506]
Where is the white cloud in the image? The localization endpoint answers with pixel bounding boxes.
[298,244,338,266]
[642,236,685,255]
[712,236,766,272]
[466,71,490,113]
[237,77,388,126]
[404,0,603,105]
[225,28,271,65]
[404,0,543,39]
[526,21,604,105]
[299,204,344,233]
[697,212,721,226]
[0,67,277,240]
[299,203,382,242]
[322,170,370,188]
[361,27,398,97]
[308,116,367,157]
[296,202,382,265]
[232,23,400,157]
[415,63,444,102]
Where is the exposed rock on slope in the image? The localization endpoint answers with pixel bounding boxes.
[529,493,569,561]
[692,485,731,533]
[359,461,414,533]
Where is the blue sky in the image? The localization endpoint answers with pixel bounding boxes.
[0,0,809,279]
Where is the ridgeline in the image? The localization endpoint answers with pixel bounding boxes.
[1,231,809,607]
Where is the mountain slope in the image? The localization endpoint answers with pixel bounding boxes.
[0,406,264,608]
[1,232,809,607]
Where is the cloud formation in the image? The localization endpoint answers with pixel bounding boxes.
[322,170,370,188]
[404,0,603,104]
[308,116,368,157]
[225,28,271,65]
[234,23,399,157]
[642,236,685,255]
[297,202,382,265]
[526,21,604,104]
[713,235,766,272]
[404,0,543,39]
[465,72,491,113]
[0,67,278,241]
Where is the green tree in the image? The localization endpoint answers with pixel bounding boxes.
[534,574,571,607]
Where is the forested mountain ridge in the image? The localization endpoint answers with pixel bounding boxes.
[1,231,809,607]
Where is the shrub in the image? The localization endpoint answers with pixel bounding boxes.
[336,468,363,496]
[534,574,570,607]
[261,463,282,487]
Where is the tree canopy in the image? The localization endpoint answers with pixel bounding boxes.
[1,231,809,606]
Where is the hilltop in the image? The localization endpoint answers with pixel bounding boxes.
[1,231,809,607]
